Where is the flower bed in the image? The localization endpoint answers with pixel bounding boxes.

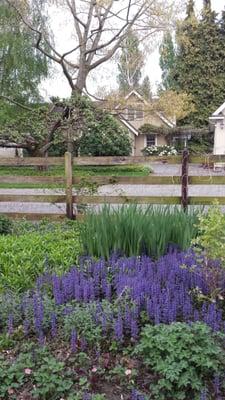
[142,145,177,156]
[1,250,225,399]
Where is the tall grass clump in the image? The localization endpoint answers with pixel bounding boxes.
[79,205,200,259]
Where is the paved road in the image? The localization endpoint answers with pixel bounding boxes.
[0,164,225,215]
[147,163,225,176]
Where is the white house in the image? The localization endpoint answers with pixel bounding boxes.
[0,147,23,157]
[209,102,225,155]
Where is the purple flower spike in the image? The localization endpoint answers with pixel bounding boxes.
[213,375,221,397]
[81,337,87,351]
[71,329,77,352]
[200,388,208,400]
[131,389,138,400]
[114,314,123,342]
[7,314,13,335]
[33,293,44,334]
[82,393,92,400]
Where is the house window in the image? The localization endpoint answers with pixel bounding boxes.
[127,107,135,121]
[136,109,144,119]
[146,134,156,147]
[127,107,143,121]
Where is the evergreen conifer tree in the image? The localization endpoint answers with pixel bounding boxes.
[171,0,225,126]
[139,76,152,100]
[159,31,176,90]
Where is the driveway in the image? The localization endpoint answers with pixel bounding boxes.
[147,162,225,176]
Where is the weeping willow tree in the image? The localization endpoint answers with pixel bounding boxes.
[0,0,49,150]
[0,0,48,103]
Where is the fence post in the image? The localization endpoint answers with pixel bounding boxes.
[65,152,74,219]
[181,148,189,211]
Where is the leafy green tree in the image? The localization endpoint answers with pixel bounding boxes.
[0,1,48,102]
[159,32,176,90]
[117,31,143,95]
[172,0,225,127]
[0,94,131,157]
[0,1,49,145]
[79,111,132,157]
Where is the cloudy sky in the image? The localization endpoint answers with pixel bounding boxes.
[40,0,225,100]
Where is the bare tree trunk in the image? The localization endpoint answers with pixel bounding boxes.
[73,67,88,94]
[29,147,49,171]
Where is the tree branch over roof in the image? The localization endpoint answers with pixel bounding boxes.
[139,123,213,137]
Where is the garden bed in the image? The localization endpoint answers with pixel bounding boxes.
[0,252,225,399]
[0,208,225,400]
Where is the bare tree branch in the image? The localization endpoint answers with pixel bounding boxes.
[6,0,178,94]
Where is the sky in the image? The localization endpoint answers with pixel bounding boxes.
[40,0,225,100]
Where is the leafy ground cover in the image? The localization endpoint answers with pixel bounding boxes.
[0,251,225,399]
[0,220,81,292]
[0,165,151,188]
[79,205,199,259]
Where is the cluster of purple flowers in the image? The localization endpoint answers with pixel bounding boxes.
[131,389,146,400]
[4,250,225,343]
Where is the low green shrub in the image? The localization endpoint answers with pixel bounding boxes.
[192,203,225,266]
[135,322,225,400]
[0,215,13,235]
[0,344,113,399]
[79,205,199,259]
[0,222,81,292]
[0,346,73,400]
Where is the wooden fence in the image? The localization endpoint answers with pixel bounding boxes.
[1,151,225,220]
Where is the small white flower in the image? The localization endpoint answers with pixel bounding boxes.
[125,369,132,376]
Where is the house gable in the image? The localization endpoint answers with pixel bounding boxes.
[209,102,225,126]
[125,90,147,104]
[118,90,175,132]
[112,90,176,155]
[212,101,225,117]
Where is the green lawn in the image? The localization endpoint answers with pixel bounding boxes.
[0,165,151,188]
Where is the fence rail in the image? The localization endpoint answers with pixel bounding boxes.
[0,153,225,166]
[1,175,225,186]
[0,152,225,220]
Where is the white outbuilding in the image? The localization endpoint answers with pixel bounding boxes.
[209,102,225,155]
[0,146,23,157]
